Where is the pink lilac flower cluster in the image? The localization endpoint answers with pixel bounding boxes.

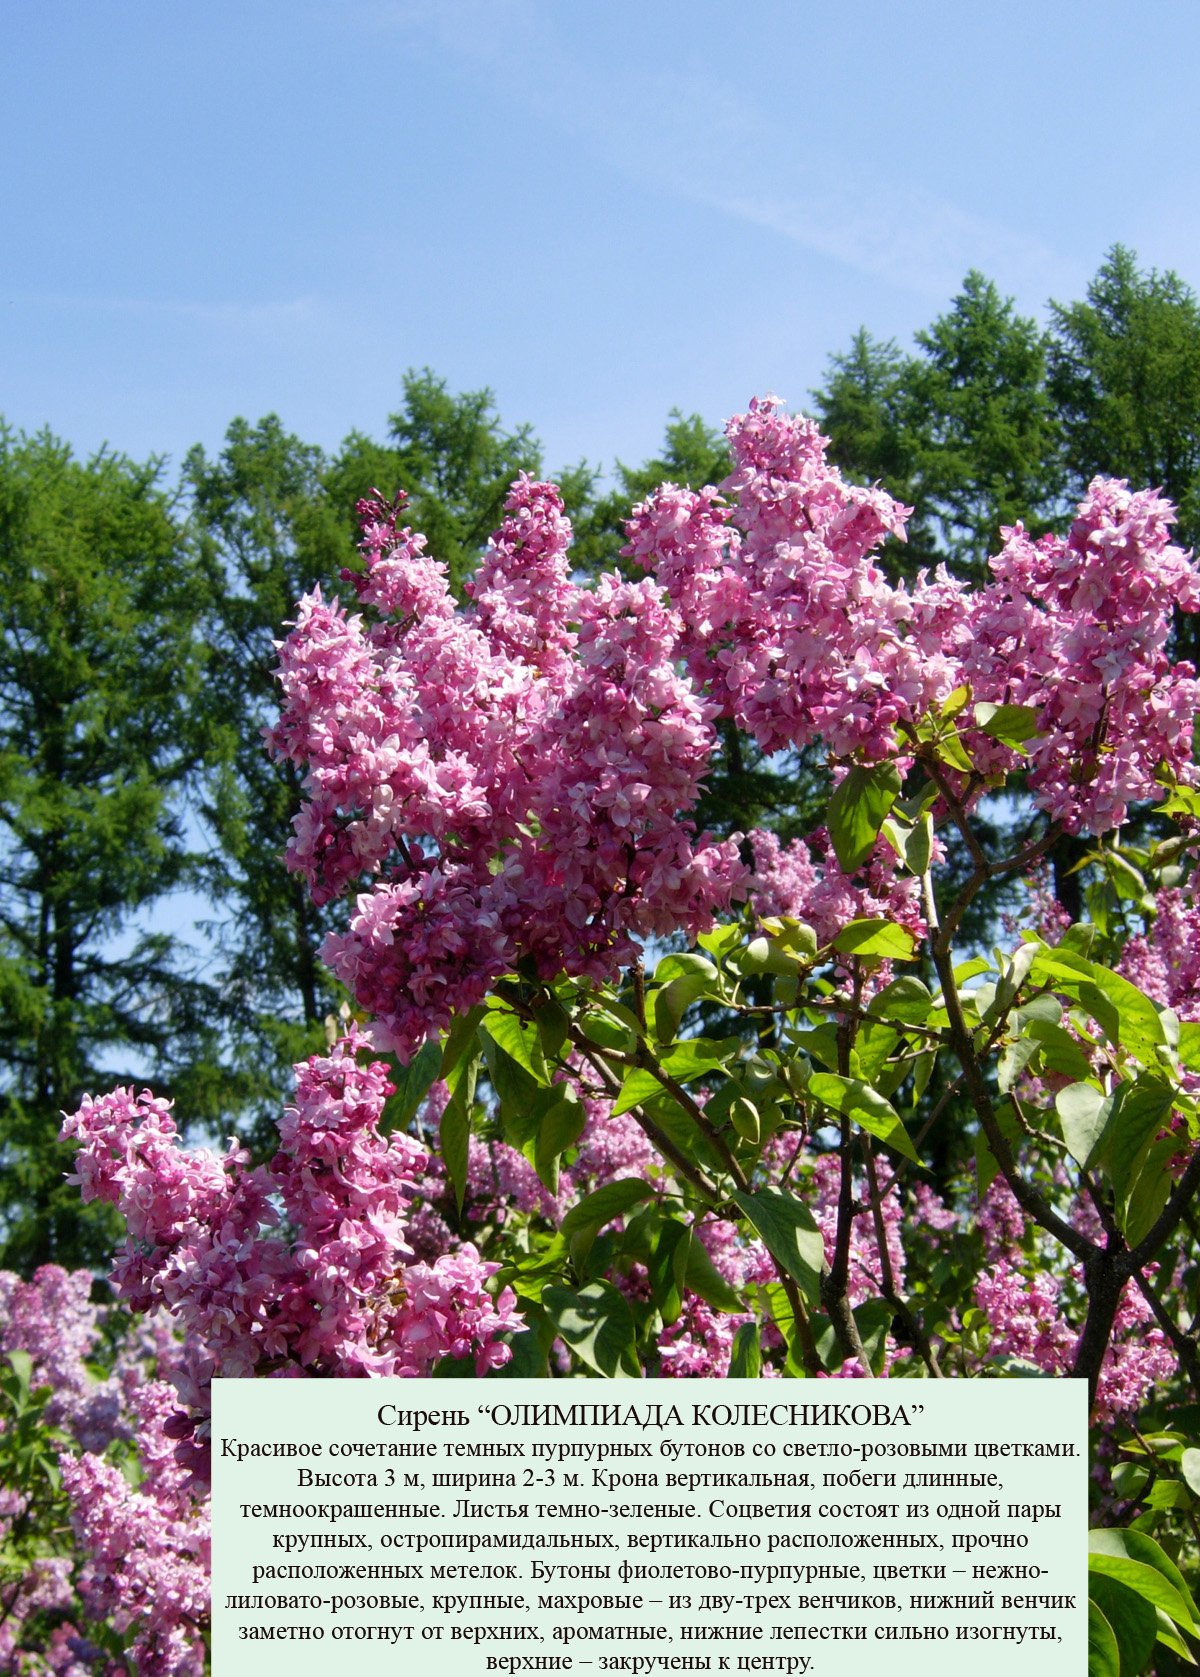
[0,1269,205,1676]
[60,1030,522,1453]
[1118,886,1200,1021]
[270,402,1200,1065]
[58,1381,210,1677]
[963,481,1200,831]
[629,397,1200,834]
[269,478,745,1059]
[0,1266,127,1456]
[0,1557,81,1677]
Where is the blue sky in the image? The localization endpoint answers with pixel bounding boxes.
[5,0,1200,490]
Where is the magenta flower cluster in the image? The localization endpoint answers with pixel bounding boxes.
[269,477,744,1059]
[0,1268,209,1676]
[60,1029,522,1444]
[269,400,1200,1067]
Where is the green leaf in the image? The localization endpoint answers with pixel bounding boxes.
[825,763,902,872]
[647,1220,690,1327]
[1024,1017,1093,1081]
[682,1235,745,1314]
[1081,971,1169,1063]
[611,1068,664,1116]
[440,1038,481,1211]
[533,1087,586,1192]
[654,952,720,984]
[1121,1134,1178,1246]
[1089,1530,1198,1630]
[807,1072,920,1163]
[883,811,935,876]
[866,975,933,1025]
[731,1188,825,1304]
[542,1281,641,1378]
[1155,1609,1199,1665]
[974,1099,1024,1198]
[1056,1082,1113,1169]
[654,974,717,1043]
[1089,1578,1152,1677]
[697,923,744,959]
[1179,1021,1200,1072]
[1144,1480,1193,1510]
[660,1037,743,1080]
[532,996,570,1064]
[578,1004,638,1051]
[441,1005,484,1079]
[561,1180,656,1241]
[1181,1448,1200,1497]
[997,1035,1038,1094]
[729,1322,762,1379]
[388,1038,443,1129]
[832,918,917,961]
[935,728,975,774]
[4,1351,32,1403]
[1095,1079,1174,1203]
[757,918,819,959]
[974,700,1041,746]
[482,1005,549,1084]
[736,935,807,977]
[1087,1598,1121,1677]
[439,1086,471,1214]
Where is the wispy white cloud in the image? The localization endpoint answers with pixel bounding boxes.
[8,292,322,330]
[360,1,1067,302]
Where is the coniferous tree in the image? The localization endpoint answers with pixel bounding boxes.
[0,428,211,1267]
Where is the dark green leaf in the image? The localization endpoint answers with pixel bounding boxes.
[826,763,902,872]
[1089,1533,1197,1630]
[974,700,1041,746]
[561,1180,656,1240]
[832,918,917,961]
[975,1099,1025,1198]
[647,1220,691,1327]
[732,1189,824,1304]
[1056,1082,1112,1169]
[807,1072,920,1163]
[439,1087,471,1214]
[542,1281,641,1378]
[482,1006,549,1084]
[682,1234,745,1314]
[1088,1578,1151,1677]
[729,1322,762,1379]
[441,1005,485,1080]
[533,1086,586,1192]
[1121,1134,1178,1246]
[533,996,570,1064]
[1095,1080,1174,1202]
[388,1039,443,1129]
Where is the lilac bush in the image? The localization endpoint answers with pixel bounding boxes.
[4,398,1200,1671]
